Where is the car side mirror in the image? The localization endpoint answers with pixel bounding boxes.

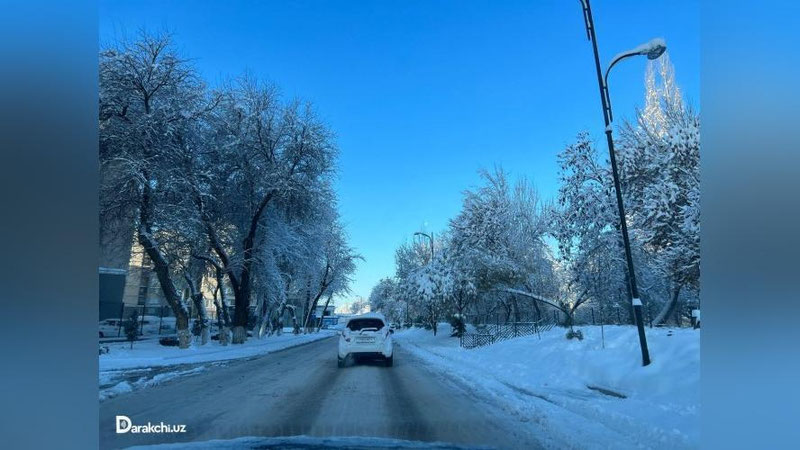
[389,328,394,334]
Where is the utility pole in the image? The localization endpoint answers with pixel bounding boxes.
[579,0,666,366]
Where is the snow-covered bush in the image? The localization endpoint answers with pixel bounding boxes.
[565,329,584,340]
[448,314,466,337]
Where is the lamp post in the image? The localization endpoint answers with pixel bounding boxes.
[579,0,665,366]
[414,231,436,333]
[413,231,435,263]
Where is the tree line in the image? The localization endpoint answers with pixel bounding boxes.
[370,54,699,333]
[100,32,359,348]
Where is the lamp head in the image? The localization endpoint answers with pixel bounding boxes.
[645,43,667,60]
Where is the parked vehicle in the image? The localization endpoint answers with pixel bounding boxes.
[338,313,393,368]
[98,318,123,338]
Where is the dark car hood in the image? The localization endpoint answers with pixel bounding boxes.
[126,435,497,450]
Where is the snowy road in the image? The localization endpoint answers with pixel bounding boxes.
[100,336,541,449]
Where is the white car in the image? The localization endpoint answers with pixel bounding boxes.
[338,313,394,368]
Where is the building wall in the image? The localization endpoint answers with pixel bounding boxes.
[120,240,172,308]
[314,303,336,317]
[99,210,136,320]
[102,232,245,322]
[119,239,228,319]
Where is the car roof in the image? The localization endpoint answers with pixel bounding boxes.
[344,312,386,325]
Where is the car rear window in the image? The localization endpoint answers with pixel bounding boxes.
[347,318,384,331]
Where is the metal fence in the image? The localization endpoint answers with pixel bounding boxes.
[459,313,556,349]
[461,333,496,349]
[456,301,698,349]
[99,303,232,340]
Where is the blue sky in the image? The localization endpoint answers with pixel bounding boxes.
[100,0,699,307]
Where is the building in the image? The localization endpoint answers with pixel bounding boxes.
[99,213,136,320]
[314,303,336,318]
[100,236,226,321]
[313,303,339,328]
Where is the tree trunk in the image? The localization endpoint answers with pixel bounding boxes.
[292,308,300,334]
[184,272,210,346]
[431,304,438,336]
[201,218,242,344]
[215,232,254,345]
[215,268,231,326]
[654,283,683,326]
[190,293,209,345]
[317,294,334,330]
[137,230,189,349]
[272,302,287,336]
[531,297,542,320]
[230,266,251,344]
[232,325,247,344]
[233,289,248,343]
[512,296,520,322]
[566,306,575,331]
[672,296,683,327]
[303,281,311,333]
[212,269,230,345]
[258,298,271,338]
[228,191,276,343]
[304,288,329,332]
[213,298,229,346]
[454,296,466,337]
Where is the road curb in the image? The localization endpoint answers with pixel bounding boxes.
[252,332,336,357]
[101,333,336,373]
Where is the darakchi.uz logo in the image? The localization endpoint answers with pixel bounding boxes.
[116,415,187,434]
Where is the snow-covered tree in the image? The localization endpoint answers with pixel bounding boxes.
[369,278,405,325]
[549,54,699,328]
[100,32,355,349]
[100,32,213,348]
[349,298,368,315]
[551,132,633,325]
[198,75,338,343]
[618,55,700,325]
[403,252,453,335]
[449,168,556,320]
[300,218,361,331]
[381,168,557,334]
[393,236,446,329]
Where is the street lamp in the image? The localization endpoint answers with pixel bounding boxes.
[602,38,667,123]
[413,231,434,263]
[413,231,435,331]
[579,0,664,366]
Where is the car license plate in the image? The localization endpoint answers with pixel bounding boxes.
[356,337,375,343]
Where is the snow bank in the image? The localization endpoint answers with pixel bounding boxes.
[100,330,336,371]
[100,331,336,401]
[395,324,699,449]
[99,367,207,401]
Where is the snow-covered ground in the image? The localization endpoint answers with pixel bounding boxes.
[99,366,208,401]
[395,324,699,449]
[100,329,336,371]
[99,330,336,401]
